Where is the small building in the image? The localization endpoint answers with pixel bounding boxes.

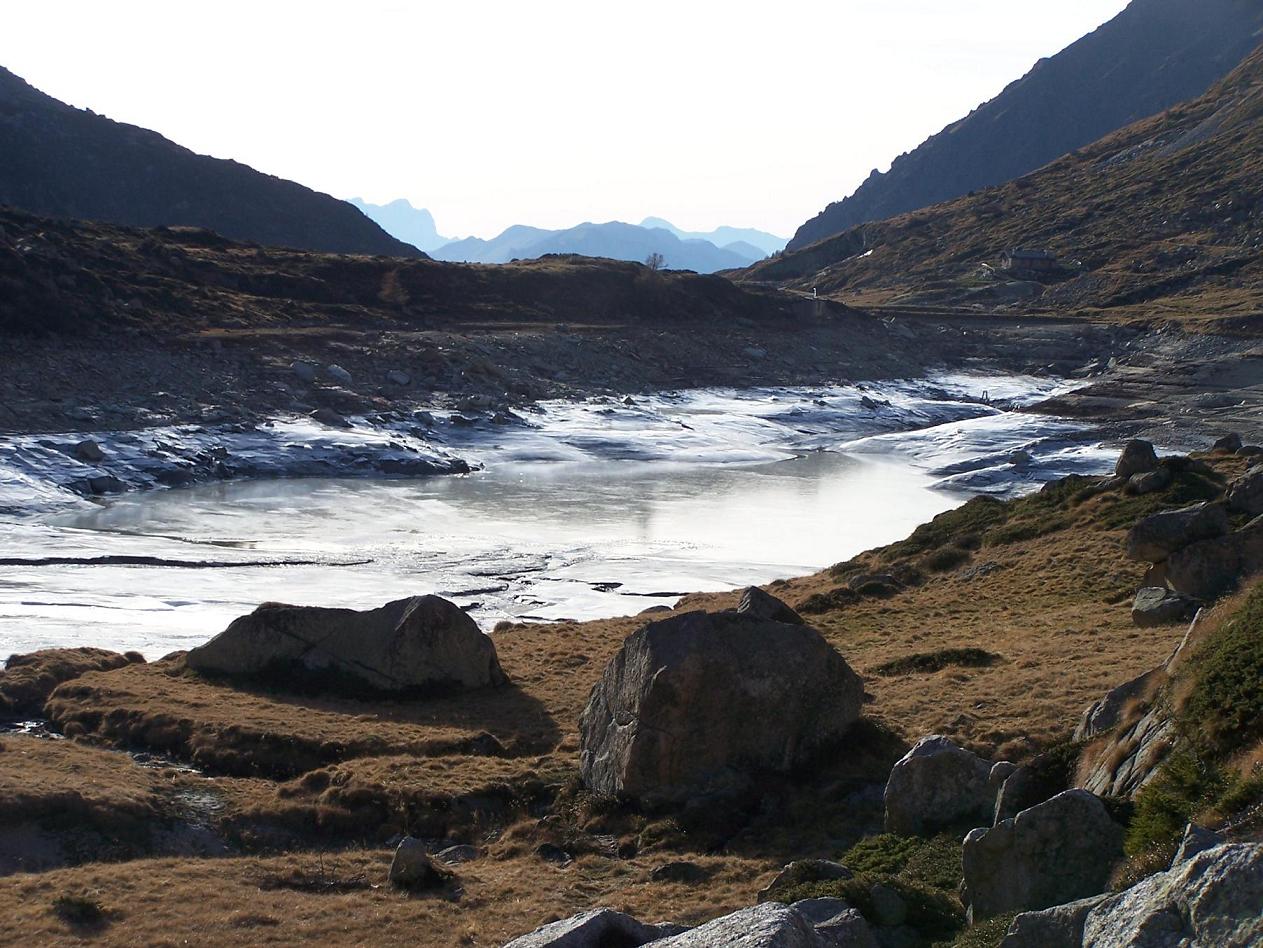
[1001,248,1059,275]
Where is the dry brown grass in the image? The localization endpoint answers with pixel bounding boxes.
[0,648,140,718]
[0,735,161,825]
[0,848,770,947]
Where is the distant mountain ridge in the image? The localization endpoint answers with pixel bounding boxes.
[431,220,765,272]
[0,67,421,257]
[788,0,1263,251]
[640,217,787,257]
[348,198,450,252]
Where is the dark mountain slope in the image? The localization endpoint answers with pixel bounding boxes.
[745,43,1263,331]
[0,67,421,257]
[788,0,1263,251]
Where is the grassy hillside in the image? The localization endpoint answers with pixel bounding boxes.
[751,44,1263,331]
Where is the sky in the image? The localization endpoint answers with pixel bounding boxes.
[1,1,1132,239]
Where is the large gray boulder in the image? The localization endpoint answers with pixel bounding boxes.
[1131,587,1197,627]
[648,903,833,947]
[1000,895,1109,948]
[884,736,995,836]
[579,610,863,803]
[1125,503,1228,563]
[1115,440,1159,479]
[186,595,507,694]
[1226,465,1263,517]
[1165,514,1263,601]
[962,790,1124,921]
[502,909,686,947]
[1082,843,1263,947]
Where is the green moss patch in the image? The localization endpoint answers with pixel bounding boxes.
[873,649,999,678]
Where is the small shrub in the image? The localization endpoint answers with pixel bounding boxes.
[52,894,107,927]
[922,546,972,572]
[882,496,1009,561]
[874,648,999,678]
[1126,749,1226,856]
[1179,582,1263,757]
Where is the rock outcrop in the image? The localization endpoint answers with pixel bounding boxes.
[883,736,998,836]
[1126,503,1229,564]
[962,790,1124,921]
[649,903,855,947]
[502,909,687,947]
[1226,465,1263,516]
[999,894,1109,948]
[1131,586,1197,627]
[185,595,507,695]
[1085,843,1262,947]
[1115,440,1160,480]
[579,610,863,802]
[387,837,449,891]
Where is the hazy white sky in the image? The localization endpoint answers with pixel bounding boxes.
[2,1,1131,238]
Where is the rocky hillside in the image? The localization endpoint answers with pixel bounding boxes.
[0,67,420,257]
[747,42,1263,331]
[787,0,1263,251]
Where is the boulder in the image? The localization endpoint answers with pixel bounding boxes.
[1125,503,1229,563]
[1115,440,1158,479]
[185,595,507,695]
[1082,843,1263,947]
[1212,433,1244,453]
[291,360,318,383]
[759,860,854,902]
[788,899,853,925]
[325,363,353,386]
[385,370,411,386]
[1165,514,1263,601]
[736,587,805,625]
[649,903,827,947]
[1171,823,1224,867]
[1127,466,1171,495]
[884,736,995,836]
[999,894,1109,948]
[1131,587,1198,627]
[579,610,863,803]
[311,407,351,428]
[434,844,480,865]
[814,909,879,948]
[961,790,1124,921]
[73,439,106,462]
[503,909,686,947]
[388,837,448,891]
[1226,465,1263,517]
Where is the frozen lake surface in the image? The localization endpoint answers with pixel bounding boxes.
[0,373,1116,657]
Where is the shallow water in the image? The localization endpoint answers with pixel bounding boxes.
[0,373,1116,657]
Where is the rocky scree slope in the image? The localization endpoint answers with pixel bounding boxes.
[751,42,1263,331]
[788,0,1263,250]
[0,67,420,258]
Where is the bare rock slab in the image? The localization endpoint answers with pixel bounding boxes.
[962,790,1124,921]
[502,908,686,947]
[185,595,507,695]
[579,610,863,803]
